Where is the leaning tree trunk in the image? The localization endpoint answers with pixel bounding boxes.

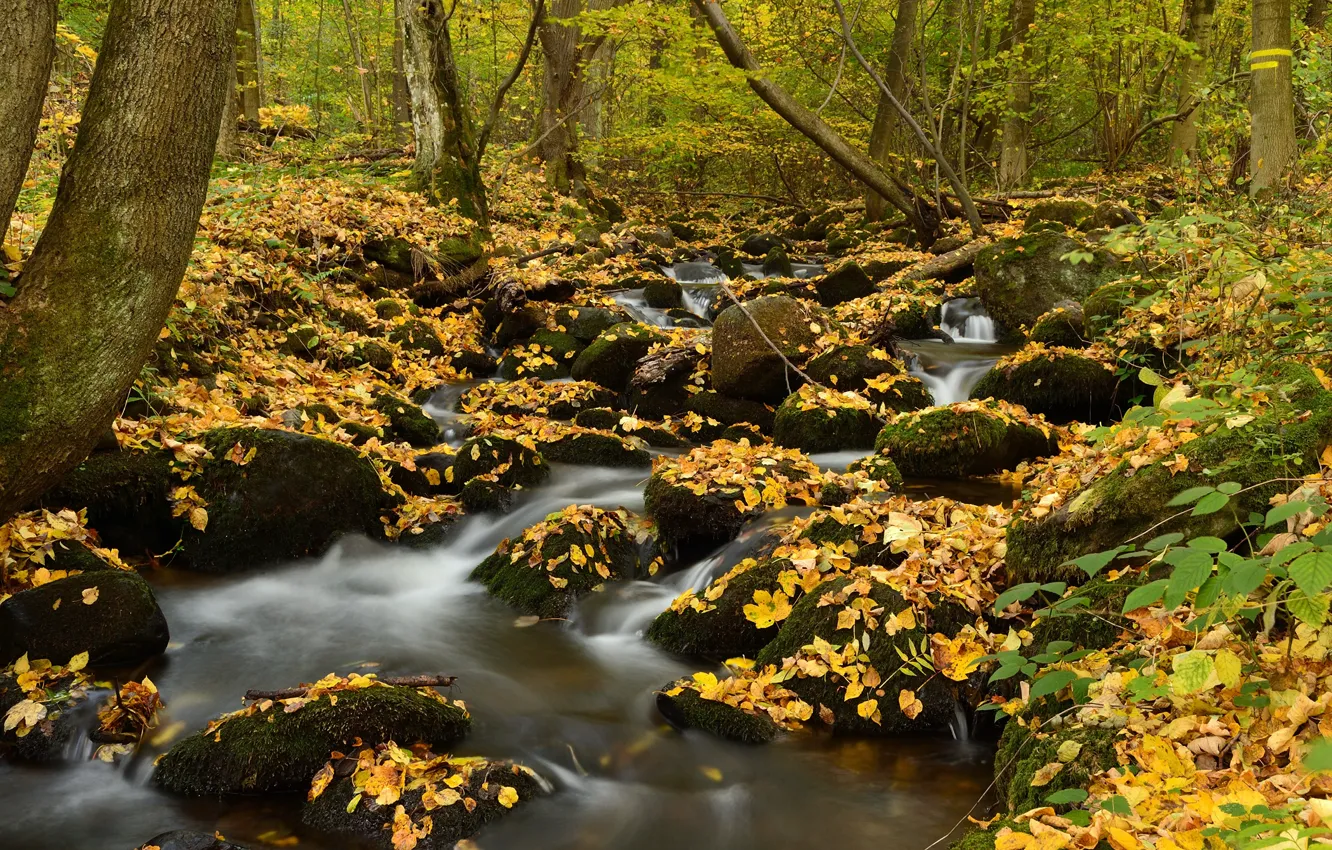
[1169,0,1216,163]
[998,0,1036,190]
[537,0,591,196]
[1250,0,1296,195]
[0,0,57,241]
[237,0,264,121]
[217,53,242,159]
[399,0,489,226]
[0,0,236,520]
[865,0,919,220]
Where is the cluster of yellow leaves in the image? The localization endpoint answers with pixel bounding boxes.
[468,412,646,456]
[495,505,652,589]
[2,653,91,740]
[458,378,608,419]
[786,383,878,417]
[308,741,536,850]
[93,677,165,762]
[996,342,1119,373]
[0,509,131,601]
[652,439,827,515]
[664,669,814,729]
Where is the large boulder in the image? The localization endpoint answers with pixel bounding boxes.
[1022,199,1094,232]
[154,680,470,795]
[684,391,776,433]
[39,450,180,558]
[644,278,684,308]
[711,296,822,402]
[974,232,1120,330]
[470,507,648,617]
[570,323,667,392]
[1082,279,1156,339]
[554,305,628,342]
[0,571,168,666]
[772,386,880,453]
[813,261,874,306]
[372,393,441,446]
[186,428,395,573]
[805,345,931,411]
[499,329,585,380]
[875,401,1059,478]
[970,350,1119,425]
[537,431,651,467]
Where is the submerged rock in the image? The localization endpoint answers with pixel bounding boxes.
[874,401,1059,478]
[711,295,821,402]
[154,680,470,795]
[0,571,168,666]
[644,278,684,308]
[974,232,1120,330]
[970,350,1119,425]
[451,435,549,488]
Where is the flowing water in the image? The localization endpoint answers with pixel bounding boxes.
[613,261,825,328]
[902,298,1014,405]
[0,462,995,850]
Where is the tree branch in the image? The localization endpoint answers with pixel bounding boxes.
[478,0,545,158]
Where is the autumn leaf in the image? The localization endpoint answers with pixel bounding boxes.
[4,699,46,733]
[1029,761,1064,786]
[82,587,99,605]
[898,689,923,719]
[743,589,792,629]
[497,785,519,808]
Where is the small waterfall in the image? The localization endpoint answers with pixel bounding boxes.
[903,298,1007,405]
[939,297,997,343]
[950,701,971,740]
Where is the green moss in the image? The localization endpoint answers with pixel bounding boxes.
[947,820,1029,850]
[40,449,180,556]
[154,686,470,795]
[644,279,684,308]
[846,452,904,490]
[0,570,168,666]
[646,559,787,659]
[570,323,667,391]
[970,354,1118,425]
[303,759,547,847]
[684,392,776,433]
[655,687,779,744]
[373,394,441,447]
[0,673,80,761]
[1028,308,1087,347]
[875,404,1058,478]
[1022,199,1094,232]
[805,345,930,412]
[814,262,874,306]
[539,432,650,467]
[975,233,1120,330]
[387,319,445,356]
[1007,405,1332,583]
[772,394,879,453]
[573,407,621,430]
[555,305,627,342]
[452,435,549,488]
[460,479,512,513]
[1083,280,1155,339]
[995,722,1120,814]
[373,298,408,319]
[500,329,585,380]
[1028,575,1141,654]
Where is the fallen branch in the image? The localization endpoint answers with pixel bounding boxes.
[243,674,458,702]
[512,242,574,265]
[620,188,792,205]
[899,239,986,283]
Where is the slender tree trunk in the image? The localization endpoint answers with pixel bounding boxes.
[1308,0,1327,30]
[693,0,933,238]
[1169,0,1215,163]
[1250,0,1296,194]
[342,0,377,131]
[0,0,57,242]
[865,0,919,220]
[0,0,236,520]
[217,55,242,158]
[392,17,412,141]
[537,0,590,195]
[237,0,264,120]
[998,0,1036,190]
[399,0,489,226]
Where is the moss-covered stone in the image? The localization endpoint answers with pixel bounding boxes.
[1028,306,1087,347]
[875,403,1059,478]
[499,329,585,380]
[814,262,874,306]
[684,392,776,433]
[946,821,1029,850]
[449,349,498,378]
[846,452,904,490]
[538,432,650,467]
[154,686,470,795]
[570,323,667,391]
[975,233,1120,330]
[1082,279,1155,339]
[373,393,441,446]
[1009,403,1332,583]
[388,319,445,356]
[644,278,684,308]
[0,673,80,761]
[711,295,823,402]
[460,479,512,513]
[135,831,251,850]
[373,298,409,320]
[1028,576,1140,654]
[469,508,645,617]
[772,389,880,453]
[655,686,779,744]
[452,435,549,488]
[646,559,788,659]
[185,428,395,573]
[40,450,181,557]
[995,722,1120,813]
[970,352,1119,425]
[1022,199,1094,232]
[0,570,168,666]
[805,345,931,411]
[572,407,621,430]
[303,758,547,848]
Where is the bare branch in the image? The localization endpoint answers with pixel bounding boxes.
[478,0,546,158]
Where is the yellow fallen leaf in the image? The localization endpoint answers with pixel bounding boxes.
[82,587,99,605]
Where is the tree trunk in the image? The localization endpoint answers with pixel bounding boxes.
[217,55,242,159]
[1308,0,1328,30]
[693,0,933,238]
[237,0,263,121]
[1169,0,1216,163]
[998,0,1036,190]
[1250,0,1296,195]
[399,0,489,226]
[341,0,376,131]
[0,0,236,520]
[0,0,57,242]
[392,18,412,141]
[537,0,590,195]
[865,0,919,220]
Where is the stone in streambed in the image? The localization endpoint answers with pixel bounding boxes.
[137,832,254,850]
[711,295,821,402]
[0,570,168,667]
[643,278,684,309]
[771,386,880,453]
[684,391,776,434]
[554,305,627,342]
[1027,305,1087,347]
[452,435,549,488]
[813,261,874,307]
[646,557,788,660]
[0,671,83,761]
[874,402,1058,478]
[570,323,667,392]
[970,350,1119,425]
[154,683,470,795]
[373,393,441,446]
[538,432,650,468]
[974,232,1120,330]
[656,686,780,744]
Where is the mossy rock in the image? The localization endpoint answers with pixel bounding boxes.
[349,342,395,372]
[136,831,252,850]
[646,559,788,659]
[452,435,549,488]
[388,319,445,357]
[875,403,1059,478]
[373,394,441,446]
[469,510,645,617]
[711,295,824,402]
[363,236,417,274]
[303,759,547,848]
[373,298,409,320]
[1022,199,1094,232]
[805,345,931,412]
[499,329,585,380]
[185,428,396,573]
[40,450,180,557]
[975,233,1120,330]
[995,722,1120,813]
[970,353,1119,425]
[539,432,650,467]
[337,419,382,446]
[1006,404,1332,583]
[278,325,323,360]
[813,262,874,307]
[493,304,548,347]
[460,479,513,513]
[754,576,963,734]
[684,392,776,433]
[772,391,879,453]
[154,686,470,795]
[1028,576,1140,654]
[45,539,118,574]
[1082,279,1155,339]
[449,349,498,378]
[946,820,1029,850]
[0,673,81,761]
[845,452,904,490]
[0,570,168,667]
[1028,307,1087,347]
[572,407,621,430]
[655,687,779,744]
[570,323,667,391]
[644,278,684,308]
